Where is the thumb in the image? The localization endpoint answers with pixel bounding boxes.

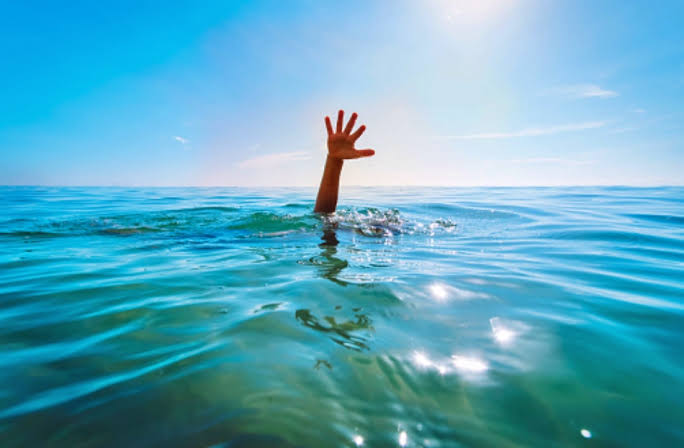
[355,148,375,158]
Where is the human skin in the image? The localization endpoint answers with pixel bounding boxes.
[314,110,375,213]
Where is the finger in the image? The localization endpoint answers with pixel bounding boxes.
[336,110,344,133]
[325,116,333,136]
[350,125,366,141]
[355,148,375,158]
[344,112,357,135]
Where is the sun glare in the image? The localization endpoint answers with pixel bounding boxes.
[436,0,516,25]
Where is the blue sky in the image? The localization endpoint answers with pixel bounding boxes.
[1,0,682,186]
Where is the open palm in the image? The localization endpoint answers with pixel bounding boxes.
[324,110,375,160]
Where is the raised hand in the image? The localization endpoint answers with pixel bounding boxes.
[315,109,375,213]
[324,110,375,160]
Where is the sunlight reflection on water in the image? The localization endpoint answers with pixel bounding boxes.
[0,186,682,446]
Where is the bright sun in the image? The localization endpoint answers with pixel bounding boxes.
[438,0,516,25]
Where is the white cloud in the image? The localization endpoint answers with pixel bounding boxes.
[440,121,607,140]
[173,136,189,144]
[549,84,618,99]
[237,151,311,168]
[608,126,638,134]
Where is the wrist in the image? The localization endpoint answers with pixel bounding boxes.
[326,155,344,169]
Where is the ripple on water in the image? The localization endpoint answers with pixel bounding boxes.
[0,186,683,447]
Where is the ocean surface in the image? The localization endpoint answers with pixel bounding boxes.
[0,186,682,447]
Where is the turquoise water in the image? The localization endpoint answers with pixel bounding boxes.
[1,186,682,447]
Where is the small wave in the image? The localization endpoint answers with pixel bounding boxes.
[284,203,310,209]
[544,229,684,250]
[328,208,458,237]
[0,231,61,238]
[0,207,463,241]
[330,208,404,236]
[416,203,524,220]
[165,206,240,213]
[625,213,684,226]
[0,340,221,419]
[0,207,239,238]
[228,212,319,234]
[99,226,160,236]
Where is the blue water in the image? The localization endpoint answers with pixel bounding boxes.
[1,186,682,447]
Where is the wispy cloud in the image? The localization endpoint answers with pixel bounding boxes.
[608,126,638,134]
[173,136,189,144]
[439,121,607,140]
[509,157,594,166]
[548,84,618,99]
[237,151,311,168]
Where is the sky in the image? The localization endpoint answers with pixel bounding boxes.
[1,0,683,186]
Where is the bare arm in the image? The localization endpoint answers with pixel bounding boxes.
[314,110,375,213]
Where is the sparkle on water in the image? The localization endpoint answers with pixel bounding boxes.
[490,316,516,345]
[0,186,682,447]
[399,430,408,446]
[451,355,488,374]
[429,283,449,301]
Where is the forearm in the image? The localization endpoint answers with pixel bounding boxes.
[314,156,343,213]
